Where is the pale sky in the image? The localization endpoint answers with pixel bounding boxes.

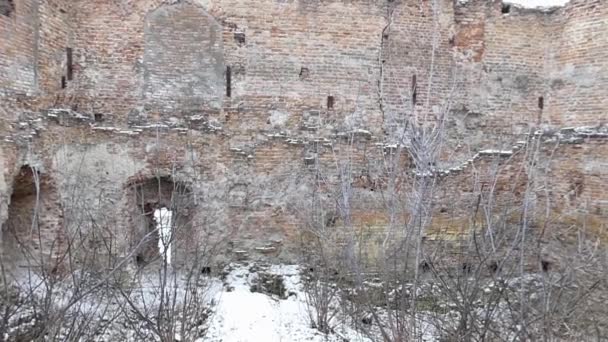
[506,0,570,7]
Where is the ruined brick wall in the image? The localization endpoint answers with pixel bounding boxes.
[143,2,224,112]
[36,0,71,95]
[0,0,606,268]
[453,0,607,137]
[69,0,386,132]
[218,0,386,133]
[0,0,71,97]
[4,0,607,129]
[541,137,608,226]
[382,0,455,132]
[0,0,38,95]
[464,2,552,132]
[452,0,557,157]
[545,0,608,126]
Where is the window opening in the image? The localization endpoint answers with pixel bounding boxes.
[412,74,417,105]
[66,48,73,81]
[154,207,173,265]
[327,96,335,110]
[226,66,232,97]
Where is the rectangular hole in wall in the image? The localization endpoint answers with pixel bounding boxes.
[94,113,103,122]
[234,32,246,46]
[66,48,73,81]
[0,0,15,16]
[538,96,544,110]
[299,67,310,80]
[412,75,417,105]
[226,66,232,98]
[61,76,67,89]
[501,4,511,14]
[327,96,335,110]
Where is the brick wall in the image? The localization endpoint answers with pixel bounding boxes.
[382,0,455,132]
[144,2,225,113]
[36,0,70,95]
[0,0,38,95]
[545,0,608,126]
[0,0,606,267]
[451,0,558,161]
[0,0,71,96]
[68,0,387,132]
[2,0,606,131]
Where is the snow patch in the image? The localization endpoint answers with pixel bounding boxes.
[204,264,370,342]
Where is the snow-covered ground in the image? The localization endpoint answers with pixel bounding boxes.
[5,263,590,341]
[204,264,371,342]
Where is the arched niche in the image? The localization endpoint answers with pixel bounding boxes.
[1,165,61,272]
[143,2,225,112]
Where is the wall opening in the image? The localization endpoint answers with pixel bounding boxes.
[327,96,335,110]
[234,32,246,46]
[61,76,67,89]
[94,113,103,122]
[130,176,192,268]
[226,66,232,98]
[299,67,310,80]
[538,96,544,110]
[541,260,551,272]
[2,166,39,267]
[411,75,417,105]
[66,48,73,81]
[0,0,14,16]
[501,4,511,14]
[419,261,430,273]
[488,261,499,274]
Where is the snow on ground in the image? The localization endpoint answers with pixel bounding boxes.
[204,264,371,342]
